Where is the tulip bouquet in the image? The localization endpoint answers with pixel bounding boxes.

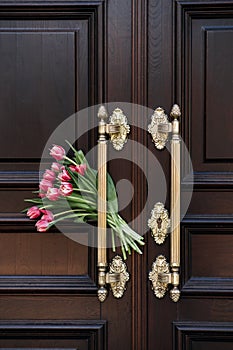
[25,142,144,259]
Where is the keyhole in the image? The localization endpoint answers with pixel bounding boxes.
[157,217,162,229]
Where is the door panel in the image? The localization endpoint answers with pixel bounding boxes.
[0,233,88,275]
[178,4,233,180]
[0,16,94,173]
[174,323,233,350]
[0,320,106,349]
[182,218,233,295]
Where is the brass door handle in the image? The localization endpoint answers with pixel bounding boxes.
[148,105,181,302]
[97,106,130,302]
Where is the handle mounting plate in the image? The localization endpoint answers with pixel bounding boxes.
[98,255,130,302]
[149,255,170,299]
[149,255,180,302]
[107,255,130,298]
[148,107,170,149]
[109,108,130,151]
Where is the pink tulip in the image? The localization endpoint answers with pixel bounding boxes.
[69,165,77,172]
[58,168,71,182]
[35,219,50,232]
[50,145,65,161]
[46,187,60,201]
[27,206,41,219]
[39,179,52,193]
[77,164,87,176]
[38,192,46,198]
[60,182,73,196]
[43,169,56,182]
[40,210,54,222]
[69,163,87,176]
[51,162,61,172]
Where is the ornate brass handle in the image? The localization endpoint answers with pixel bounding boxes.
[148,104,181,302]
[97,106,130,302]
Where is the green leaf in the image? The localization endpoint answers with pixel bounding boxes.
[75,150,88,165]
[95,173,119,214]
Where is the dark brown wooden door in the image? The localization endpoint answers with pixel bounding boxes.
[147,1,233,349]
[0,1,142,349]
[0,0,232,349]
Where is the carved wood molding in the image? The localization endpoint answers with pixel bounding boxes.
[0,275,97,294]
[0,320,107,349]
[181,215,233,296]
[0,0,105,6]
[0,215,97,293]
[174,321,233,350]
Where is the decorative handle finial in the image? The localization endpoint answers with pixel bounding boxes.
[98,105,108,122]
[170,104,181,120]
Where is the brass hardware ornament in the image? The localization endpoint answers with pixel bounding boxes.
[148,107,171,149]
[149,255,170,299]
[149,255,180,302]
[97,256,130,302]
[109,108,130,151]
[148,202,170,244]
[107,255,130,299]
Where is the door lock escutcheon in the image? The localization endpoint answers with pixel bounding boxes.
[148,202,170,245]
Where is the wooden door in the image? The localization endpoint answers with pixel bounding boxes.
[0,0,134,348]
[0,0,232,349]
[147,1,233,349]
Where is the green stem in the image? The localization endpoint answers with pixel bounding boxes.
[64,155,78,166]
[107,214,143,243]
[65,140,77,154]
[54,209,90,218]
[52,212,97,225]
[67,196,96,206]
[111,229,116,252]
[40,205,53,210]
